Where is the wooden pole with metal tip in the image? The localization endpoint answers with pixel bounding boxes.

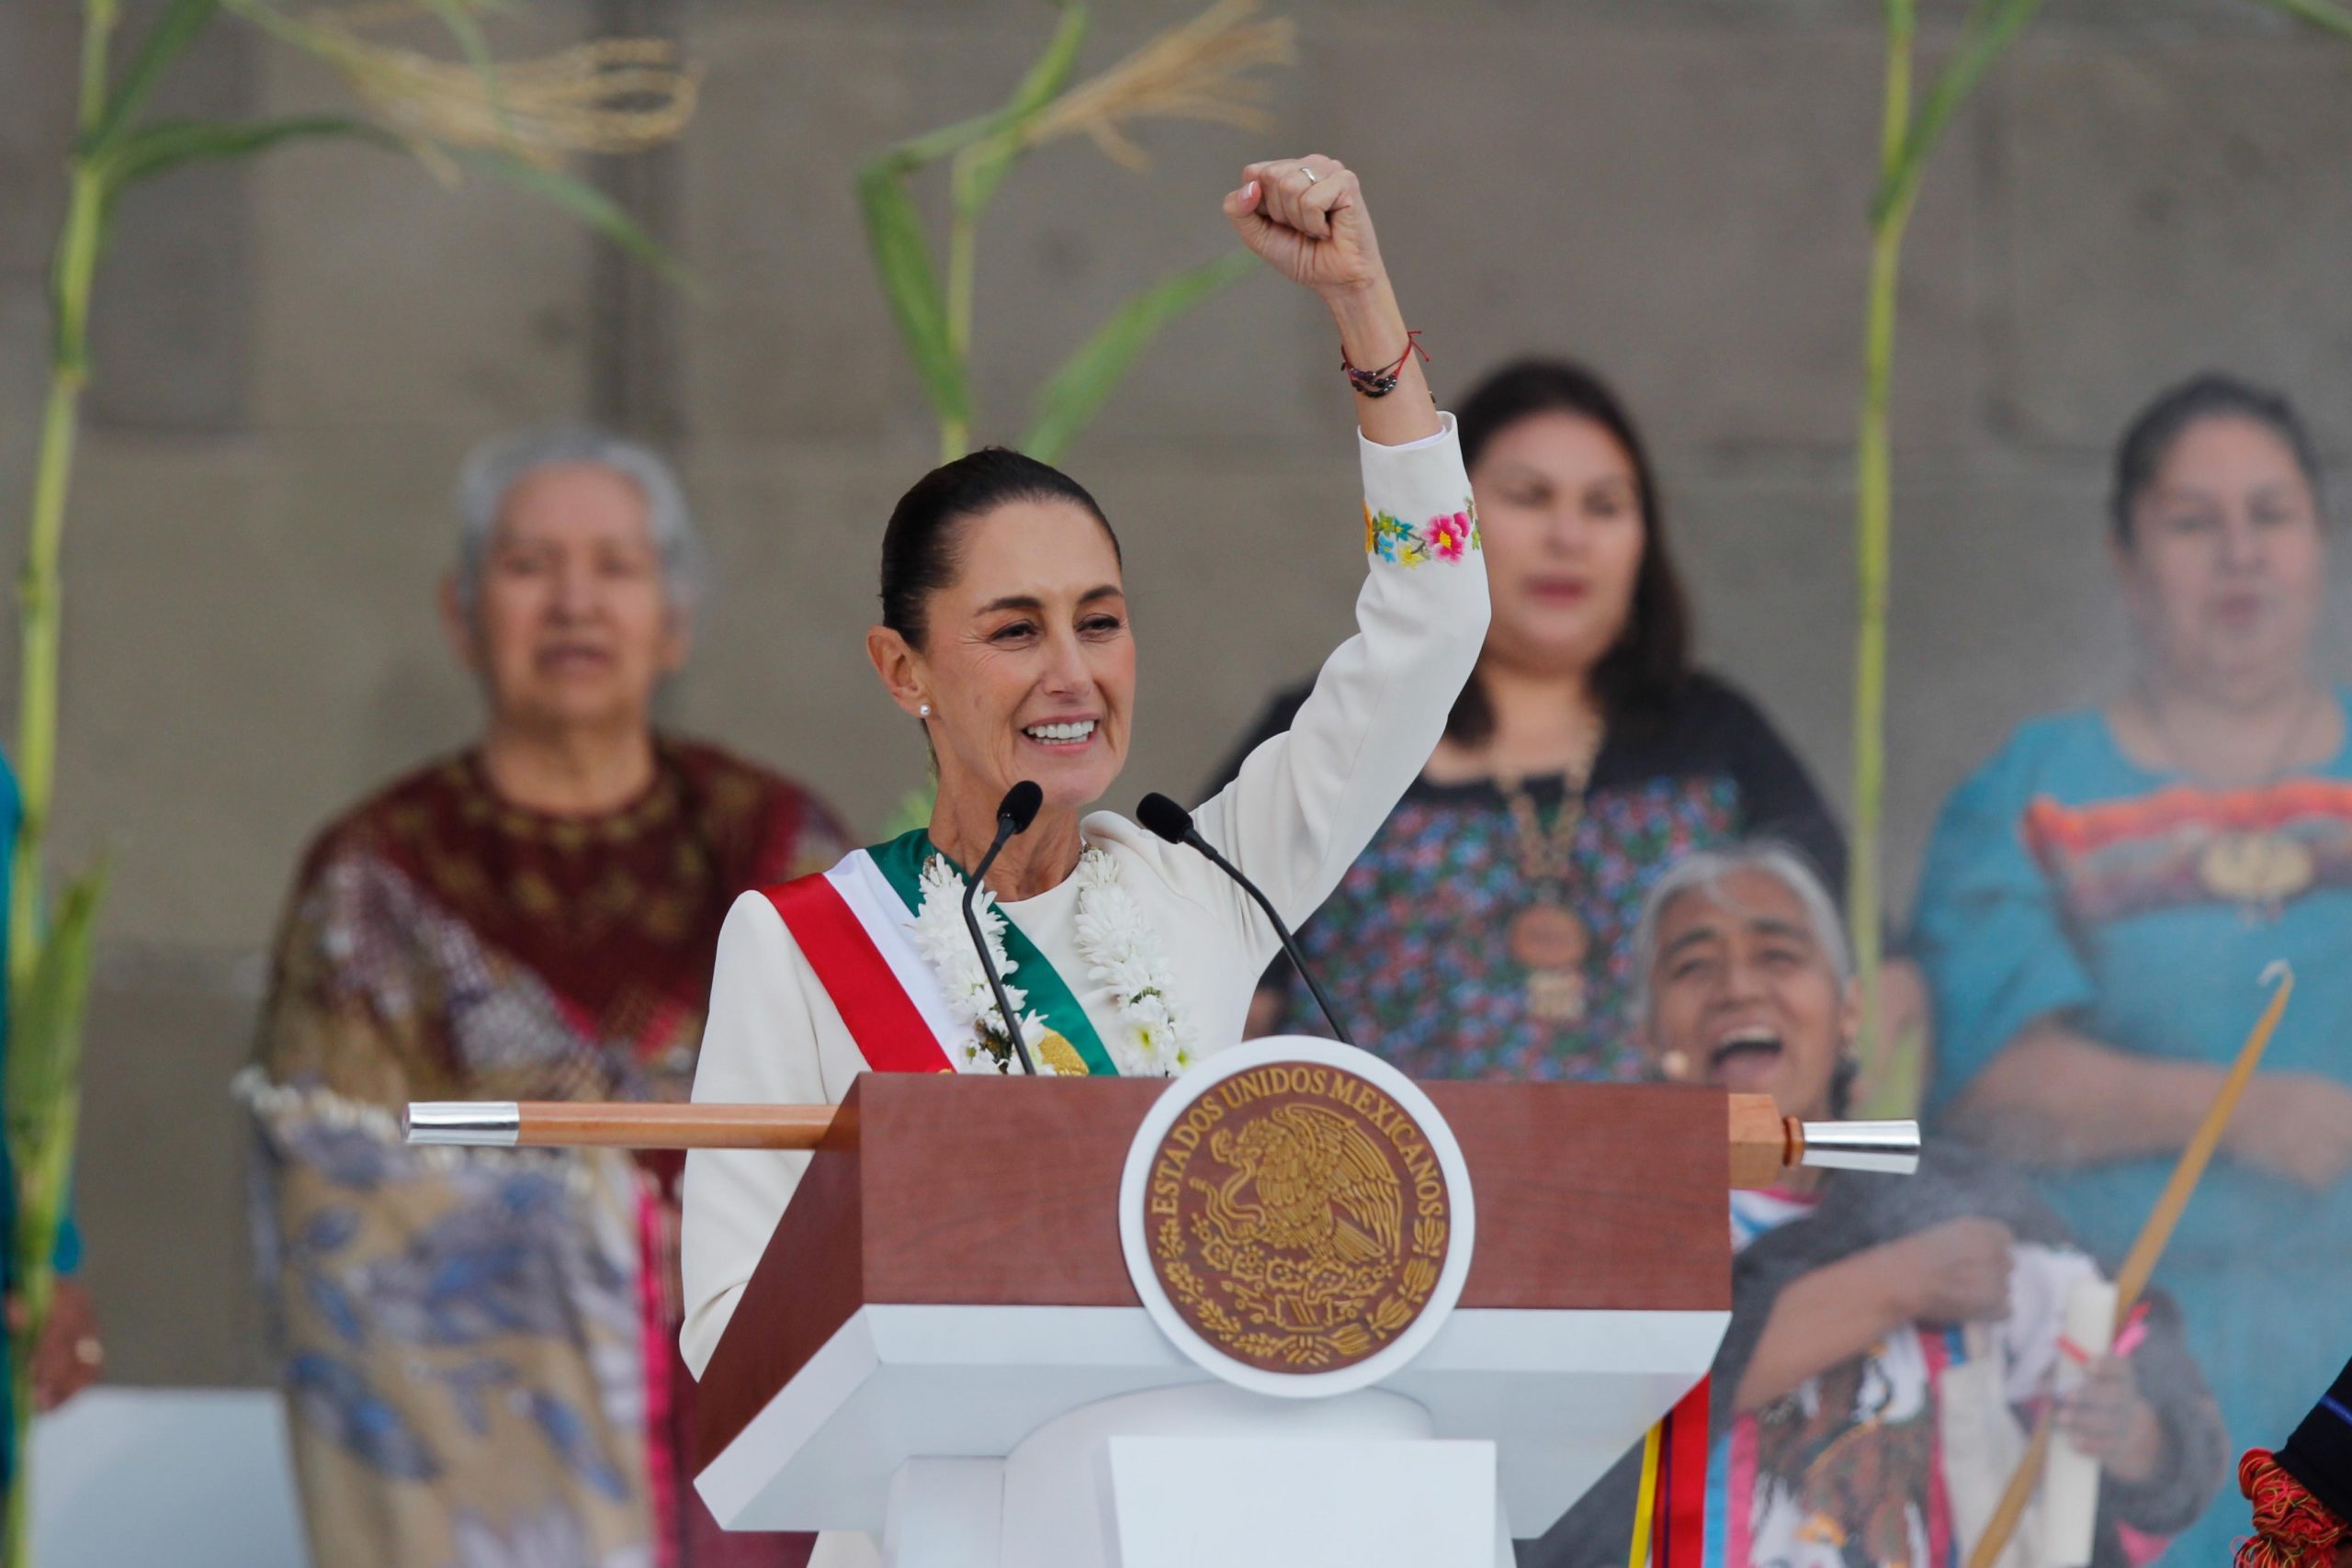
[1963,963,2295,1568]
[403,1093,1883,1184]
[403,1100,839,1149]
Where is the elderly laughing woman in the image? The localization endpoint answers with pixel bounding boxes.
[243,425,847,1568]
[1528,844,2225,1568]
[681,154,1489,1424]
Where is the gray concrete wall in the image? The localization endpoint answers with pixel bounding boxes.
[6,0,2352,1384]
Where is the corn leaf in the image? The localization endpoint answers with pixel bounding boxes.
[1021,249,1255,463]
[454,147,695,293]
[2242,0,2352,33]
[1008,2,1092,120]
[958,3,1091,219]
[858,160,972,427]
[5,869,106,1174]
[85,0,223,154]
[1871,0,2042,225]
[100,114,401,190]
[885,5,1087,176]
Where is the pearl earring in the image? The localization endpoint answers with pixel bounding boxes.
[919,703,932,717]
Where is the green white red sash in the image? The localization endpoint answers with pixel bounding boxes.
[761,851,956,1073]
[762,830,1119,1077]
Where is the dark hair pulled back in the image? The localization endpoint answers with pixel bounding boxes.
[1446,357,1691,745]
[878,446,1118,647]
[2110,372,2325,547]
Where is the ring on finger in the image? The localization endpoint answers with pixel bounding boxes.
[1298,166,1318,185]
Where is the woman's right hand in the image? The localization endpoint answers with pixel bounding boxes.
[2225,1072,2352,1190]
[1223,155,1385,302]
[1223,155,1436,446]
[1884,1216,2016,1325]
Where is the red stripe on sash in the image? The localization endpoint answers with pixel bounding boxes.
[762,874,954,1074]
[1653,1376,1710,1568]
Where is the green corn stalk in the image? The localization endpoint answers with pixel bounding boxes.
[1846,0,2064,1114]
[5,2,684,1555]
[1022,249,1257,463]
[857,1,1286,463]
[1846,0,2352,1120]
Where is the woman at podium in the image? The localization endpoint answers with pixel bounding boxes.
[681,155,1490,1382]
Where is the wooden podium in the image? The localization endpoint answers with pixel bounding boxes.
[674,1049,1898,1568]
[407,1039,1914,1568]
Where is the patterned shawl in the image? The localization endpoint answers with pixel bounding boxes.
[245,739,845,1568]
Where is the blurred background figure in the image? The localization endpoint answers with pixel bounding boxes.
[1913,373,2352,1562]
[1532,842,2225,1568]
[0,745,100,1469]
[1210,357,1916,1080]
[240,425,845,1568]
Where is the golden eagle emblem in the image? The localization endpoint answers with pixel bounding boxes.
[1204,1103,1404,1275]
[1145,1062,1451,1372]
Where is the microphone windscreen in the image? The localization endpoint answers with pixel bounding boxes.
[998,780,1045,832]
[1136,792,1194,845]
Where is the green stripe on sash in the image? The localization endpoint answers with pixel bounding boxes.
[865,829,1120,1077]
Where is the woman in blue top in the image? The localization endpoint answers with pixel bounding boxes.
[1912,373,2352,1562]
[0,753,100,1480]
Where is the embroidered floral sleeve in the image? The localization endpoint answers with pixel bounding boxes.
[1364,501,1480,567]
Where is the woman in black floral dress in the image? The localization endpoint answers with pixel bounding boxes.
[1208,358,1859,1081]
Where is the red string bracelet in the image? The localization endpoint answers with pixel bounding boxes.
[1341,329,1429,399]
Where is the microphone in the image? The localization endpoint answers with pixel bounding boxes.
[963,781,1045,1076]
[1136,792,1354,1046]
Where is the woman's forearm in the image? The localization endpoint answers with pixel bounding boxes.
[1326,282,1441,446]
[1732,1249,1912,1413]
[1943,1020,2223,1168]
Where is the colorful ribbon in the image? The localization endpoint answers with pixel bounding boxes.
[1629,1377,1710,1568]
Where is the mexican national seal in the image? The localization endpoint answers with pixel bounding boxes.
[1120,1039,1474,1393]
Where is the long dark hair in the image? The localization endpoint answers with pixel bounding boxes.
[877,446,1118,648]
[1443,358,1692,745]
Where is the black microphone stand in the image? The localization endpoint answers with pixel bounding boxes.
[1135,793,1355,1046]
[961,783,1044,1076]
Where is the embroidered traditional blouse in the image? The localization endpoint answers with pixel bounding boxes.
[1531,1142,2225,1568]
[679,418,1492,1378]
[1207,672,1843,1081]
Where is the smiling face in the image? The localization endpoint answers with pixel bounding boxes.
[874,498,1134,821]
[452,461,684,735]
[2120,414,2326,701]
[1469,410,1646,676]
[1643,866,1857,1121]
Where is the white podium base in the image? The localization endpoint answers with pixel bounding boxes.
[701,1303,1724,1542]
[877,1382,1507,1568]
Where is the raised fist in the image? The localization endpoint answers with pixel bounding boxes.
[1223,155,1385,300]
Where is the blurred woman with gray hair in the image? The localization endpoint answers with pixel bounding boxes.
[1530,843,2224,1568]
[243,423,845,1568]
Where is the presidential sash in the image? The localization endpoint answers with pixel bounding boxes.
[764,830,1119,1077]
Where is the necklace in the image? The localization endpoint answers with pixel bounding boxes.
[907,852,1058,1073]
[1497,729,1605,1024]
[907,843,1195,1077]
[1072,849,1198,1077]
[2139,682,2327,914]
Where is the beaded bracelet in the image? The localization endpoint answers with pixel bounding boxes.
[1341,329,1429,399]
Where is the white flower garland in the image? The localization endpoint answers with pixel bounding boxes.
[907,853,1046,1075]
[906,844,1196,1078]
[1072,848,1198,1077]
